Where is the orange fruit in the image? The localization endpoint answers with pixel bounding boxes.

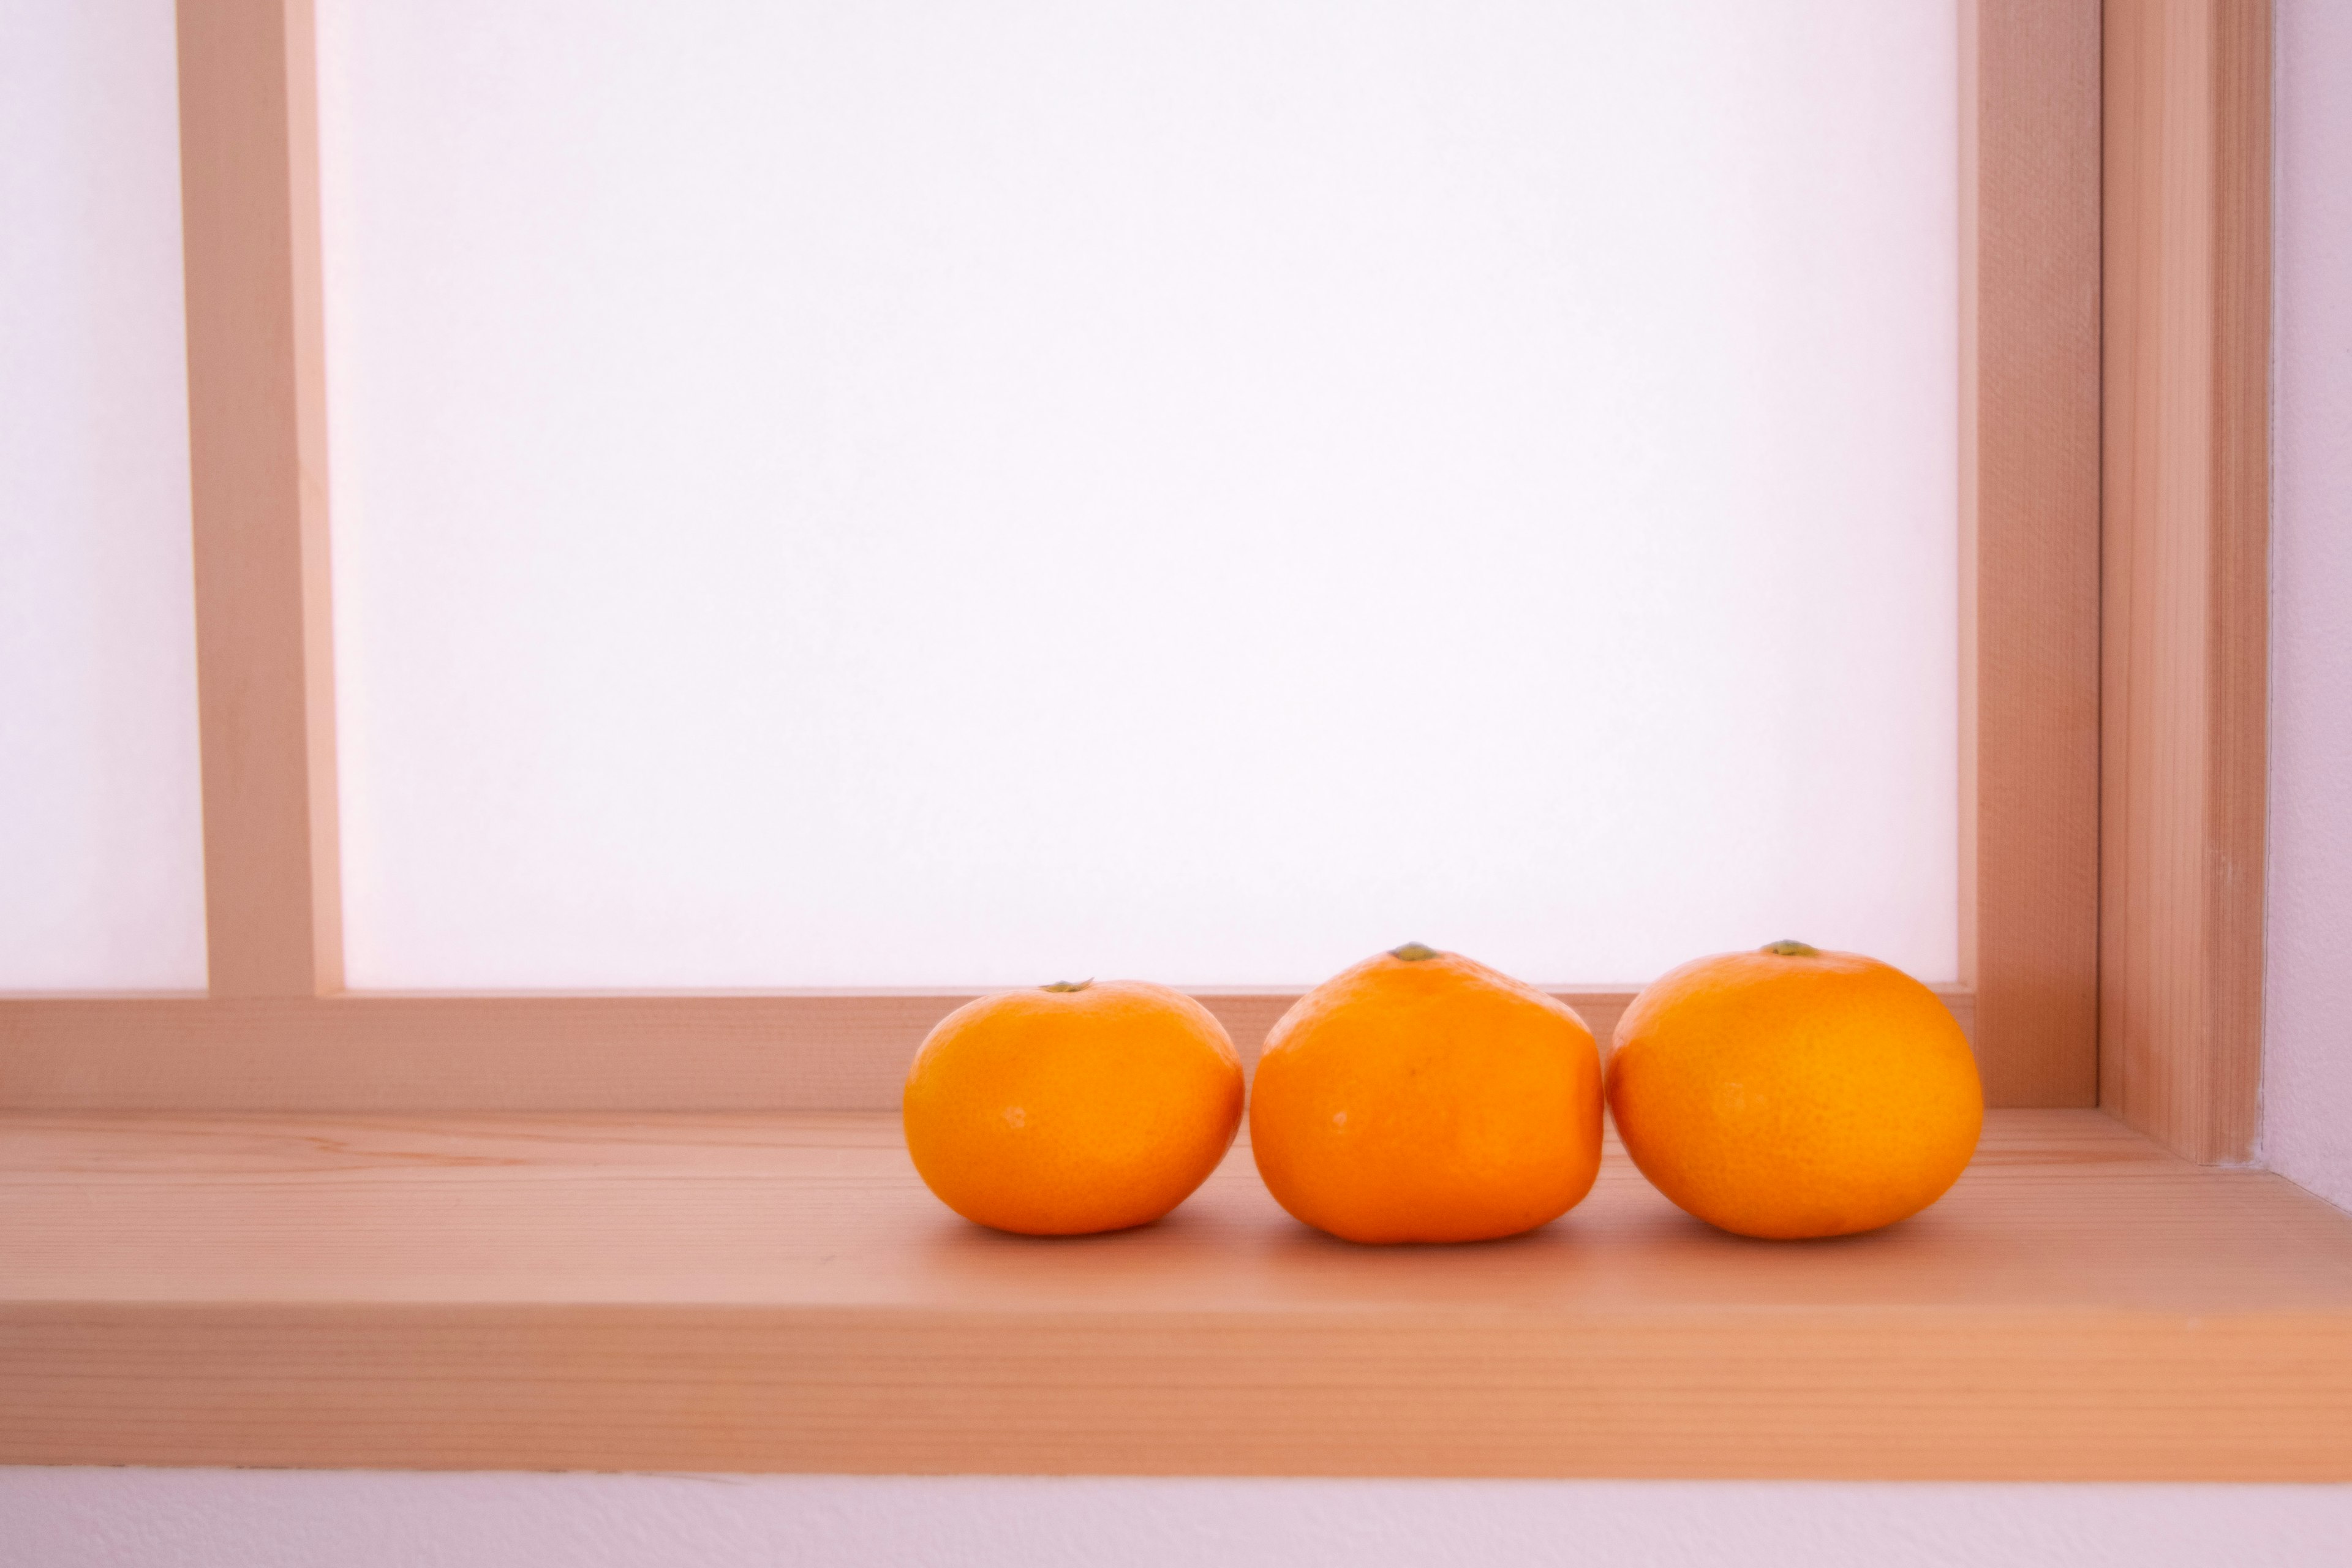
[1248,944,1604,1244]
[903,979,1244,1235]
[1607,941,1983,1239]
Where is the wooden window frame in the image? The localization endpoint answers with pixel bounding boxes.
[6,0,2334,1486]
[0,0,2266,1156]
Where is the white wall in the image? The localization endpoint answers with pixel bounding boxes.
[6,1471,2352,1568]
[4,3,2350,1563]
[2263,0,2352,1215]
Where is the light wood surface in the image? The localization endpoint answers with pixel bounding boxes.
[2098,0,2272,1162]
[178,0,344,998]
[1956,1,2103,1109]
[1,1109,2346,1478]
[0,987,1972,1112]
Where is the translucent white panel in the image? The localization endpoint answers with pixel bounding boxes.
[0,1,206,990]
[321,0,1957,989]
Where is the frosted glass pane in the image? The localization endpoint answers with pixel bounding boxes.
[321,0,1958,989]
[0,0,206,990]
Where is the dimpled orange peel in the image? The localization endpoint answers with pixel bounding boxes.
[1607,941,1984,1239]
[1248,943,1604,1244]
[902,979,1244,1235]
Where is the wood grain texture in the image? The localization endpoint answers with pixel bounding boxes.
[0,987,1973,1112]
[1957,1,2103,1108]
[2099,0,2272,1162]
[1,1110,2346,1478]
[178,0,343,998]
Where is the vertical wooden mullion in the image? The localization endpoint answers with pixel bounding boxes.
[2098,0,2271,1162]
[1959,0,2105,1107]
[177,0,343,997]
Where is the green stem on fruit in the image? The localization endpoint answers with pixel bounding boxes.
[1389,943,1440,962]
[1763,940,1819,957]
[1041,979,1093,993]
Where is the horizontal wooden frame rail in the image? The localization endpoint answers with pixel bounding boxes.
[0,987,1973,1112]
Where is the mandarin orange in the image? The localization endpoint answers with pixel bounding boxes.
[1248,944,1603,1244]
[1607,941,1983,1239]
[903,979,1243,1235]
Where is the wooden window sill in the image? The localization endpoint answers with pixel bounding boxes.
[2,1109,2347,1480]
